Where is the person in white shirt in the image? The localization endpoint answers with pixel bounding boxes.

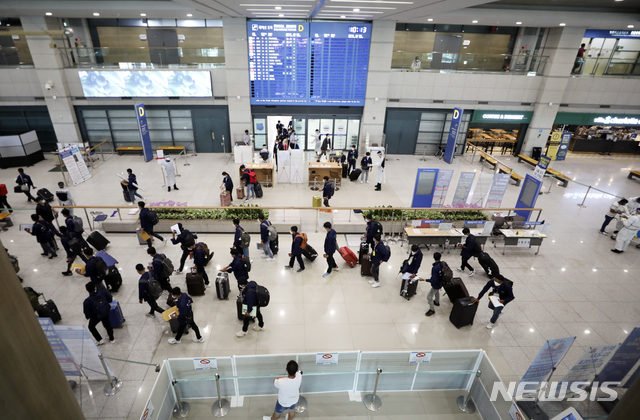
[243,130,251,146]
[161,156,179,192]
[263,360,302,420]
[410,56,421,71]
[374,151,385,191]
[612,214,640,253]
[314,129,322,155]
[613,197,640,236]
[56,182,75,215]
[600,198,628,235]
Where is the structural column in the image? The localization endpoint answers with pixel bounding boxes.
[20,15,83,144]
[360,20,395,149]
[520,26,586,155]
[0,243,85,419]
[222,17,253,145]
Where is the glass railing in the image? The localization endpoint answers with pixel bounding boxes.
[0,47,34,67]
[575,53,640,77]
[57,47,225,69]
[392,51,547,75]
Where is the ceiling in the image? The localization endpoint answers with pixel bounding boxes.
[0,0,638,29]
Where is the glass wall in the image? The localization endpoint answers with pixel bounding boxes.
[417,111,470,155]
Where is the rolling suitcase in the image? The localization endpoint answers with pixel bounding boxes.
[302,244,318,262]
[186,272,206,296]
[236,186,245,200]
[121,182,132,202]
[220,191,231,207]
[215,272,230,300]
[443,277,469,304]
[236,295,244,321]
[36,294,61,323]
[449,297,478,329]
[478,252,500,278]
[339,246,358,268]
[312,195,322,208]
[349,169,361,181]
[169,318,190,334]
[342,163,348,178]
[361,254,372,276]
[270,237,279,255]
[400,277,419,300]
[87,231,110,251]
[358,242,369,264]
[109,301,125,328]
[37,188,54,202]
[254,181,263,198]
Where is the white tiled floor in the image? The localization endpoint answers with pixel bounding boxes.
[2,150,638,419]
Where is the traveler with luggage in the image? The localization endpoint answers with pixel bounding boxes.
[221,172,234,202]
[55,182,75,215]
[125,169,145,204]
[83,282,115,345]
[232,218,251,259]
[59,226,87,276]
[456,228,476,277]
[347,145,358,176]
[25,214,59,259]
[258,214,275,261]
[236,280,266,337]
[139,201,165,248]
[420,252,443,317]
[240,166,256,202]
[168,287,204,344]
[15,168,37,202]
[361,214,383,248]
[61,208,89,249]
[322,222,340,278]
[359,152,372,184]
[285,226,305,273]
[221,249,250,291]
[320,134,331,158]
[136,264,166,318]
[79,247,109,292]
[600,198,628,235]
[189,242,211,288]
[369,234,390,288]
[322,176,334,207]
[147,246,172,291]
[35,196,58,224]
[472,274,515,329]
[171,223,197,273]
[262,360,302,420]
[402,245,423,278]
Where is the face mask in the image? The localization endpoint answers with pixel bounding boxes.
[494,281,500,287]
[411,251,416,255]
[290,231,294,235]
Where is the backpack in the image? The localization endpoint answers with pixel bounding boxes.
[327,181,335,198]
[196,242,209,257]
[441,262,454,286]
[267,224,278,242]
[90,292,111,318]
[240,229,251,248]
[0,184,7,196]
[370,220,383,236]
[159,254,174,278]
[71,215,83,233]
[149,211,159,226]
[68,237,82,255]
[248,171,257,184]
[295,232,308,249]
[382,243,391,262]
[56,191,68,202]
[142,277,163,300]
[183,232,196,248]
[93,257,108,279]
[242,256,252,272]
[255,284,270,307]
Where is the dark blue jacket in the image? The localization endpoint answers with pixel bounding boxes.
[460,234,476,259]
[291,233,303,256]
[360,156,372,169]
[176,293,193,322]
[138,271,154,301]
[171,229,197,249]
[223,175,233,192]
[65,216,76,233]
[16,173,33,187]
[428,261,444,290]
[322,181,333,199]
[193,246,206,269]
[241,171,250,187]
[84,256,103,284]
[226,255,249,280]
[348,149,358,163]
[31,220,56,244]
[83,290,112,321]
[365,220,380,243]
[61,231,80,258]
[36,202,55,223]
[234,225,245,248]
[260,220,271,243]
[127,173,138,191]
[324,229,337,255]
[477,280,515,305]
[403,249,423,274]
[241,281,259,314]
[371,241,389,264]
[152,254,167,279]
[140,208,153,231]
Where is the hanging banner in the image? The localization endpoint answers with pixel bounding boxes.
[561,344,619,395]
[532,155,551,182]
[470,173,494,207]
[452,172,476,205]
[444,108,464,164]
[432,169,454,206]
[555,132,572,161]
[597,327,640,384]
[485,173,511,208]
[514,337,576,398]
[39,318,80,376]
[135,103,153,162]
[547,132,562,160]
[59,144,91,185]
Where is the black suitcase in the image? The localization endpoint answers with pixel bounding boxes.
[350,169,361,181]
[358,242,369,264]
[104,266,122,292]
[449,297,478,329]
[87,231,109,251]
[186,272,206,296]
[342,163,348,178]
[121,182,132,202]
[400,277,419,300]
[302,244,318,262]
[37,188,54,202]
[443,277,469,304]
[236,295,244,321]
[169,318,190,334]
[37,295,61,323]
[215,272,230,300]
[270,237,279,255]
[478,252,500,278]
[254,181,263,198]
[361,254,372,276]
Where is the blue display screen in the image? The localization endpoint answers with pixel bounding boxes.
[247,21,372,106]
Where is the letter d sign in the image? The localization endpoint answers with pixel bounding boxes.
[138,106,145,117]
[453,109,459,119]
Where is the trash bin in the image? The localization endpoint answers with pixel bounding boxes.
[531,147,542,161]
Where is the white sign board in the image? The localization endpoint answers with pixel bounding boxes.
[140,401,154,420]
[59,144,91,186]
[532,165,546,182]
[289,149,304,184]
[438,222,453,232]
[277,150,291,183]
[481,221,495,236]
[409,351,432,363]
[316,353,339,365]
[516,238,531,247]
[540,223,552,235]
[193,358,218,370]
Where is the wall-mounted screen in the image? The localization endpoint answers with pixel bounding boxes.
[247,21,371,106]
[416,171,437,195]
[519,178,539,208]
[78,71,212,97]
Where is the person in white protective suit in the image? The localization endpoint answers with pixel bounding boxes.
[374,151,385,191]
[611,214,640,253]
[612,196,640,238]
[162,156,179,192]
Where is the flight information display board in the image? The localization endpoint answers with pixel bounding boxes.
[247,21,371,106]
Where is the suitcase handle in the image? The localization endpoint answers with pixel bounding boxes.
[39,293,48,302]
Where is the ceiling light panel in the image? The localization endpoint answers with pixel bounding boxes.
[330,0,414,3]
[247,9,311,11]
[325,5,397,9]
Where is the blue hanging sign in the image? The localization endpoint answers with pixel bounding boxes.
[135,103,153,162]
[514,174,543,220]
[411,168,439,208]
[555,132,572,161]
[444,108,463,164]
[598,327,640,384]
